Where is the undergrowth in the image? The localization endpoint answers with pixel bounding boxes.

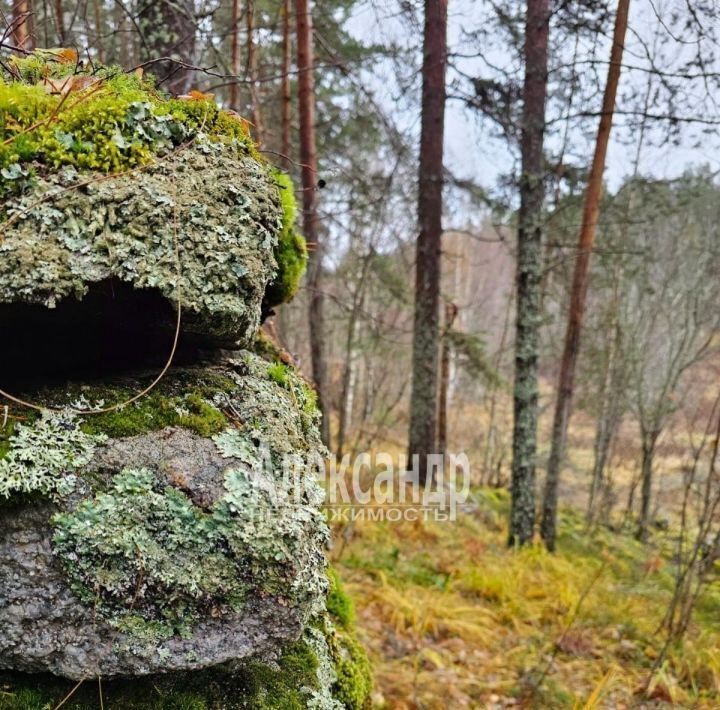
[333,487,720,708]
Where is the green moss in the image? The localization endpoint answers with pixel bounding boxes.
[264,361,319,420]
[253,329,292,365]
[80,394,182,438]
[267,361,292,387]
[327,569,355,629]
[178,394,228,437]
[0,51,258,196]
[79,390,227,440]
[263,170,308,310]
[232,640,320,709]
[0,670,209,709]
[331,631,373,710]
[0,637,325,710]
[324,571,373,709]
[45,373,234,440]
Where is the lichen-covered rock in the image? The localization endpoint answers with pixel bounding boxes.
[0,51,365,708]
[0,356,328,680]
[0,135,283,347]
[0,55,303,347]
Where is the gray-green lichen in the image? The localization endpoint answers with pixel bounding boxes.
[52,466,248,634]
[221,352,324,454]
[303,625,344,710]
[0,139,283,346]
[0,410,105,499]
[0,358,331,680]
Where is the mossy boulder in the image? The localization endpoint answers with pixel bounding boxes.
[0,53,305,346]
[0,51,368,708]
[0,356,330,680]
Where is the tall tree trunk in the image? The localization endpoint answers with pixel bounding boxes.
[587,402,620,523]
[407,0,448,484]
[540,0,631,551]
[337,318,358,459]
[637,429,659,542]
[92,0,105,62]
[438,302,458,458]
[281,0,292,167]
[508,0,550,546]
[337,254,372,458]
[229,0,241,111]
[11,0,32,50]
[54,0,64,43]
[112,0,128,67]
[246,0,264,145]
[296,0,331,447]
[587,320,623,523]
[483,289,513,486]
[139,0,197,95]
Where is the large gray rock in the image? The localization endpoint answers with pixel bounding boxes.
[0,358,329,680]
[0,61,344,699]
[0,499,304,679]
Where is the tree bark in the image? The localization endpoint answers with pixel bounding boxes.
[139,0,197,95]
[407,0,448,484]
[92,0,105,63]
[587,320,623,523]
[508,0,550,546]
[296,0,331,447]
[438,302,458,458]
[337,318,358,459]
[246,0,264,145]
[540,0,631,551]
[229,0,241,111]
[281,0,292,167]
[112,0,128,67]
[54,0,64,44]
[483,290,513,486]
[337,253,372,459]
[11,0,33,50]
[637,430,659,542]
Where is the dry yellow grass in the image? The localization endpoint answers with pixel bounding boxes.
[331,489,720,709]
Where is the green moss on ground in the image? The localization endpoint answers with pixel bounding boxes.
[0,669,209,709]
[0,634,336,709]
[326,571,373,709]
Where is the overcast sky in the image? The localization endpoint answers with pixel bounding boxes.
[349,0,720,203]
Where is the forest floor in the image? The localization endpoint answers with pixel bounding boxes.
[331,489,720,709]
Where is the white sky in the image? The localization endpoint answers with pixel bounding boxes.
[349,0,720,200]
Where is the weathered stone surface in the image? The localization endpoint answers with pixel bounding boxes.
[0,57,369,707]
[0,358,329,681]
[0,142,283,347]
[0,500,302,679]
